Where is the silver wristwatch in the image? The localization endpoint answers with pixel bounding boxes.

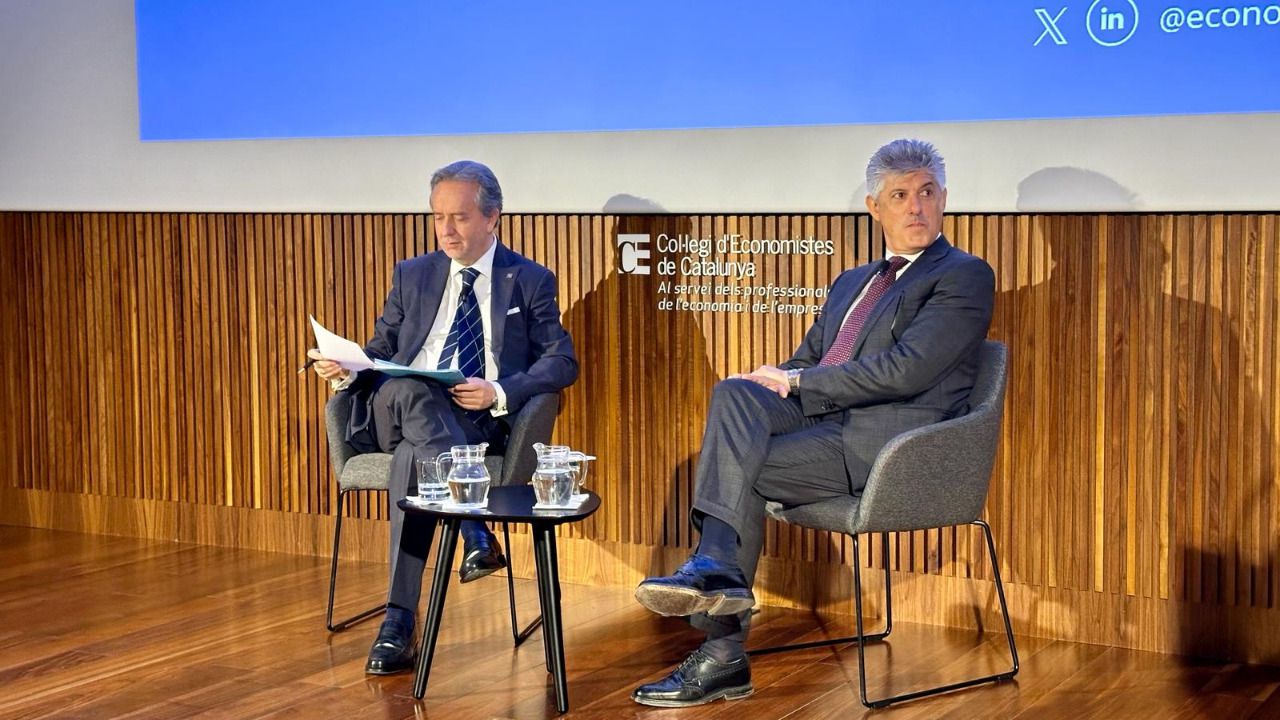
[786,368,803,392]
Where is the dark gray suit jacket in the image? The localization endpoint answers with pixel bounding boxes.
[347,242,578,442]
[780,237,995,488]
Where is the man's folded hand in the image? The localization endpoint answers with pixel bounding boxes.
[450,377,497,409]
[729,365,789,397]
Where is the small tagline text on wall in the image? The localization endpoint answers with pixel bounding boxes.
[655,280,827,316]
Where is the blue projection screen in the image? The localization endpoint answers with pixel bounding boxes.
[136,1,1280,141]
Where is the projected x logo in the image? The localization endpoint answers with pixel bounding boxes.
[1034,7,1069,45]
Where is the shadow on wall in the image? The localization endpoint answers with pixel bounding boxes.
[846,181,869,214]
[558,195,717,577]
[1015,166,1139,212]
[996,182,1276,664]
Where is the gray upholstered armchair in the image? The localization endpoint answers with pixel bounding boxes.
[753,339,1018,708]
[324,390,560,641]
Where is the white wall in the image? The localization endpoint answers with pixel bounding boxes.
[3,0,1278,214]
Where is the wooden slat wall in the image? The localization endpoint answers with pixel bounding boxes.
[2,210,1278,661]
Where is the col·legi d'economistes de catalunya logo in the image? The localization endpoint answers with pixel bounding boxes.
[617,233,651,275]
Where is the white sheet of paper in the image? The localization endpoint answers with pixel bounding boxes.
[307,316,466,385]
[309,315,375,372]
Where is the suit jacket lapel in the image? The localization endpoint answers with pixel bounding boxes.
[850,236,953,359]
[489,243,517,364]
[400,253,450,365]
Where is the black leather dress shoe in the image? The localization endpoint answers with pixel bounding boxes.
[458,532,507,584]
[364,618,415,675]
[632,650,753,707]
[634,553,755,616]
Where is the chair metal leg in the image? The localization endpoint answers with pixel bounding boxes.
[326,490,385,633]
[748,531,893,656]
[501,521,543,646]
[853,521,1019,709]
[980,520,1020,679]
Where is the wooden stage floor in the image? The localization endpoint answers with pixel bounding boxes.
[2,525,1278,719]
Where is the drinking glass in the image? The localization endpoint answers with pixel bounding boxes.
[415,457,449,501]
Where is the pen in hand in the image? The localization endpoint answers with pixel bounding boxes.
[297,357,317,374]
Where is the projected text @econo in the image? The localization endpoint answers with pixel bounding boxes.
[1159,3,1280,31]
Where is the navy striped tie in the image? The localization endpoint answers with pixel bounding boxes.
[439,267,485,380]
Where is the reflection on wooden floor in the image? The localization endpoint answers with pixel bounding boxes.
[1,526,1278,720]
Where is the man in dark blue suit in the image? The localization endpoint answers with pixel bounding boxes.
[632,139,995,707]
[310,160,578,675]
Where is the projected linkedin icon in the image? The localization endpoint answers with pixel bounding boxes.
[1088,0,1140,45]
[617,235,651,276]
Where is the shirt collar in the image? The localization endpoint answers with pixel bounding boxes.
[886,248,926,265]
[449,235,498,278]
[885,232,937,267]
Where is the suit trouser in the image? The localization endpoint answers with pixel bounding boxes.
[369,377,505,611]
[689,378,855,644]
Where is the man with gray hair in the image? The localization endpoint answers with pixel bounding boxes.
[309,160,578,675]
[631,139,994,707]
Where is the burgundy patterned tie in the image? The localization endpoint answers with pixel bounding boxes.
[818,256,910,366]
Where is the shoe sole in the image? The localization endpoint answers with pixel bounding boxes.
[459,548,508,584]
[634,584,755,617]
[364,660,416,676]
[458,564,504,584]
[632,684,754,707]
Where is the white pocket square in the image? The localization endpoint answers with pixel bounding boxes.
[506,307,521,316]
